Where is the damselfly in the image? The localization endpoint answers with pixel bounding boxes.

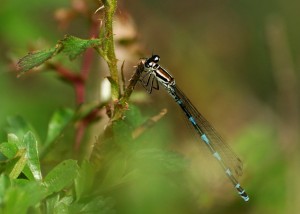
[139,55,249,202]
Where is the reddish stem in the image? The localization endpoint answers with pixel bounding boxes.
[49,63,85,104]
[74,83,85,104]
[74,17,101,151]
[81,18,99,79]
[74,108,100,151]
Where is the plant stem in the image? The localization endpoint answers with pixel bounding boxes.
[112,61,144,121]
[90,61,144,164]
[100,0,120,101]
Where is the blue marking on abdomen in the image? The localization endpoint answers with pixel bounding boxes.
[213,152,222,161]
[201,134,209,144]
[226,168,232,176]
[189,117,196,125]
[176,99,183,105]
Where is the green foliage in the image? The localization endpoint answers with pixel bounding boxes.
[45,108,74,146]
[17,47,57,74]
[1,178,47,214]
[74,160,95,200]
[43,160,78,195]
[0,112,78,213]
[5,148,27,179]
[87,104,190,213]
[0,131,78,213]
[6,116,36,142]
[60,36,102,60]
[0,112,188,213]
[67,196,115,214]
[42,108,75,157]
[1,132,40,181]
[0,128,119,213]
[23,132,42,181]
[17,35,102,74]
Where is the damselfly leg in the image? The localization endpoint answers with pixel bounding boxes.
[139,71,159,93]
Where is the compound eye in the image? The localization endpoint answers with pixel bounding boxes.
[152,55,160,63]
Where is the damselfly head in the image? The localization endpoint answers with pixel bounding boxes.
[145,55,160,68]
[151,55,160,63]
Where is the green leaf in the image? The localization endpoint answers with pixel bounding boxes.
[45,195,73,214]
[23,132,42,181]
[6,116,36,144]
[60,35,101,60]
[52,196,73,214]
[43,160,79,195]
[98,151,130,190]
[12,178,30,186]
[3,187,28,214]
[17,35,102,74]
[5,148,27,179]
[3,181,47,214]
[0,142,18,159]
[1,133,36,181]
[45,194,60,214]
[74,160,95,200]
[124,104,144,127]
[7,133,20,146]
[17,47,58,73]
[111,120,132,145]
[0,174,11,203]
[110,105,145,145]
[44,108,74,147]
[69,196,115,214]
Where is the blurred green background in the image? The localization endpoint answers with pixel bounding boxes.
[1,0,300,213]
